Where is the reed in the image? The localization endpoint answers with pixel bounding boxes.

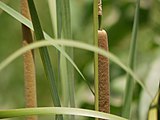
[0,0,157,120]
[21,0,37,120]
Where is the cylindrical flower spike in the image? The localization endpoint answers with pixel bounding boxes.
[98,30,110,120]
[21,0,37,120]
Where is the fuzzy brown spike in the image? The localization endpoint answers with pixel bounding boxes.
[21,0,37,120]
[98,30,110,120]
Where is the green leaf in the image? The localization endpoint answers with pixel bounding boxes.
[0,107,127,120]
[0,40,152,97]
[55,0,62,38]
[122,0,140,118]
[48,0,57,38]
[61,0,75,113]
[26,0,63,120]
[139,57,160,120]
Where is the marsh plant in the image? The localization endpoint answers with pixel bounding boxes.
[0,0,159,120]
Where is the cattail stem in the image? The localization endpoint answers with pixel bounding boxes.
[98,0,102,29]
[158,85,160,120]
[98,30,110,120]
[21,0,37,120]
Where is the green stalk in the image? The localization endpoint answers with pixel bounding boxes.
[61,0,75,119]
[158,85,160,119]
[122,0,140,118]
[55,0,62,101]
[47,0,57,38]
[62,0,75,107]
[60,1,69,109]
[56,0,62,38]
[27,0,63,120]
[94,0,99,115]
[55,0,71,113]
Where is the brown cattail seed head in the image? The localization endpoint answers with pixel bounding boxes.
[98,30,110,120]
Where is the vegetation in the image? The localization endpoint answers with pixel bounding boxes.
[0,0,159,120]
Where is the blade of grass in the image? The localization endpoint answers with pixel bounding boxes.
[26,0,63,120]
[0,1,94,95]
[55,0,62,38]
[0,107,127,120]
[122,0,140,118]
[60,0,70,112]
[94,0,99,114]
[55,0,62,98]
[0,40,153,97]
[47,0,57,38]
[61,0,76,117]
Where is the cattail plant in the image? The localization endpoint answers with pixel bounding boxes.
[21,0,37,120]
[98,0,110,118]
[0,0,158,120]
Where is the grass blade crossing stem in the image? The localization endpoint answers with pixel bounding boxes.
[27,0,63,120]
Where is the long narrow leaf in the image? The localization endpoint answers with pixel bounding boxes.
[56,0,62,38]
[61,0,75,110]
[55,0,62,100]
[26,1,62,120]
[0,40,152,97]
[47,0,57,38]
[122,0,140,118]
[0,107,127,120]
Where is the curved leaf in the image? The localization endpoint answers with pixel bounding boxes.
[0,107,127,120]
[0,40,152,97]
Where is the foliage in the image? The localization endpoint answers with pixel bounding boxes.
[0,0,160,120]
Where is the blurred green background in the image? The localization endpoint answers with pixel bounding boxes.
[0,0,160,120]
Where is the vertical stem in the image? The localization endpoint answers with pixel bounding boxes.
[55,0,62,98]
[20,0,37,120]
[98,0,102,30]
[61,0,75,119]
[157,84,160,120]
[48,0,57,38]
[94,0,99,116]
[98,30,110,119]
[122,0,140,118]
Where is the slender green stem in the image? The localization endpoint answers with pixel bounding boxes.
[56,0,62,38]
[62,0,75,107]
[55,0,62,101]
[61,0,75,119]
[47,0,57,38]
[158,85,160,120]
[94,0,99,116]
[122,0,140,118]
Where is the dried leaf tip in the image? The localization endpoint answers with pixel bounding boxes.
[98,0,102,16]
